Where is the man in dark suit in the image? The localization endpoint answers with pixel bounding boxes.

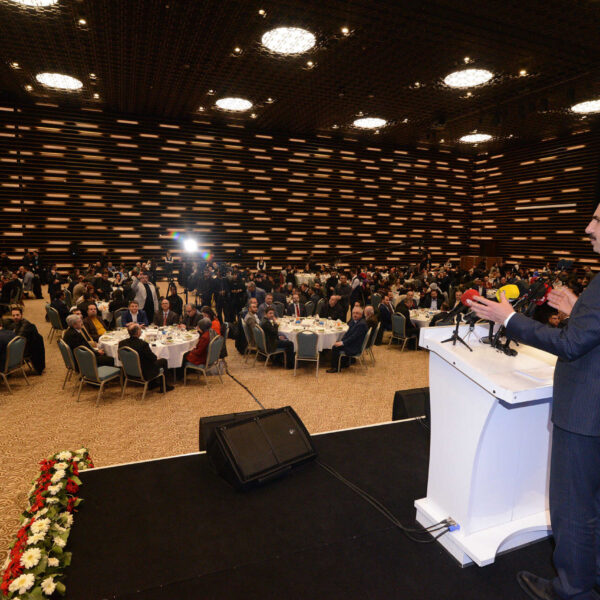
[50,290,70,327]
[62,314,114,369]
[0,320,16,369]
[118,324,173,392]
[179,304,201,330]
[121,300,149,327]
[153,298,180,327]
[319,295,346,321]
[468,205,600,600]
[260,307,294,369]
[287,293,307,318]
[246,282,266,306]
[378,294,394,333]
[394,291,419,338]
[9,306,45,374]
[420,288,441,310]
[258,293,275,321]
[327,305,369,373]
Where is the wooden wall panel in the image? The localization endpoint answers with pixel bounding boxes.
[0,103,471,268]
[471,129,600,269]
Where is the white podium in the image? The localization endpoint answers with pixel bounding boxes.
[414,323,556,566]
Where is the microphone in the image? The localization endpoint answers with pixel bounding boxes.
[496,284,521,302]
[436,289,478,325]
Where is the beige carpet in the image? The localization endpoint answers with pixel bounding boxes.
[0,290,429,563]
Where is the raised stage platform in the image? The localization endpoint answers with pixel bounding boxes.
[65,420,555,599]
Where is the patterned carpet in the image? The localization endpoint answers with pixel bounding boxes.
[0,291,429,562]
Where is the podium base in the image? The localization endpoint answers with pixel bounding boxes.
[415,497,552,567]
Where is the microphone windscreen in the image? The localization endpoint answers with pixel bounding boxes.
[535,284,553,306]
[460,288,479,306]
[496,284,520,302]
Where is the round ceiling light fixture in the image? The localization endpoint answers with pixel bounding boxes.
[10,0,58,6]
[35,72,83,91]
[444,68,493,88]
[459,133,493,143]
[353,117,387,129]
[261,27,316,55]
[570,99,600,114]
[215,97,253,112]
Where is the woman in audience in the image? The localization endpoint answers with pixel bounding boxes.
[166,282,183,315]
[201,306,221,335]
[178,318,212,376]
[112,272,124,292]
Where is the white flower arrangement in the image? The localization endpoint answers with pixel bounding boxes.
[1,448,94,599]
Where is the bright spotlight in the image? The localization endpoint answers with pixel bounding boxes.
[183,238,198,253]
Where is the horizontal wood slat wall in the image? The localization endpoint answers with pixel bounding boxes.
[0,103,471,268]
[471,129,600,268]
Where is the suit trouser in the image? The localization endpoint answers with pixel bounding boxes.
[148,358,169,390]
[550,425,600,599]
[330,346,351,370]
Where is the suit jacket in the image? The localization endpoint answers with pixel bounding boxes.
[260,318,280,353]
[121,309,149,327]
[319,301,346,321]
[258,302,275,321]
[506,274,600,435]
[247,287,266,306]
[340,318,369,356]
[51,298,70,327]
[287,302,307,318]
[379,303,393,330]
[62,327,97,371]
[153,310,180,327]
[0,329,16,369]
[118,336,163,380]
[181,311,201,330]
[420,295,441,310]
[10,319,45,374]
[83,316,107,342]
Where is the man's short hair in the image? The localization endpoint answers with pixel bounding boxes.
[66,314,81,327]
[10,305,22,315]
[128,324,141,337]
[129,300,138,306]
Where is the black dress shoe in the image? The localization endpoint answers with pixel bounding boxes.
[326,368,339,373]
[517,571,561,599]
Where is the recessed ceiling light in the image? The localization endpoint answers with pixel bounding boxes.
[519,69,528,76]
[35,72,83,91]
[92,93,99,99]
[261,27,316,55]
[464,56,471,63]
[258,9,266,16]
[216,97,253,112]
[233,47,242,54]
[24,84,33,91]
[198,106,205,112]
[353,117,387,129]
[306,60,314,68]
[89,73,96,79]
[341,26,350,35]
[250,113,257,119]
[207,89,215,95]
[414,81,421,88]
[444,68,493,88]
[331,124,339,129]
[570,99,600,114]
[10,0,57,6]
[459,133,492,143]
[10,62,20,69]
[440,138,445,143]
[78,18,87,25]
[266,97,274,103]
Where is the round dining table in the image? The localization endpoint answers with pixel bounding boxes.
[98,326,199,368]
[277,317,348,352]
[409,309,441,328]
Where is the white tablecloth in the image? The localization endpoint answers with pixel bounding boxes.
[295,273,315,287]
[278,318,348,352]
[98,328,199,369]
[410,310,440,328]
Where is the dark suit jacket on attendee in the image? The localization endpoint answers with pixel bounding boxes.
[83,316,107,342]
[379,303,393,331]
[10,318,45,373]
[0,329,16,368]
[181,311,201,330]
[506,274,600,436]
[246,287,266,306]
[118,336,163,381]
[121,309,149,327]
[51,298,70,327]
[339,318,368,356]
[287,302,307,318]
[319,301,346,321]
[152,309,180,327]
[260,318,280,353]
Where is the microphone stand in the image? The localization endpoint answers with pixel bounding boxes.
[441,313,473,352]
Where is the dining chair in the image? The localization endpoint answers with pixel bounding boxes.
[74,346,122,405]
[184,335,225,386]
[294,330,319,377]
[118,346,166,400]
[0,336,30,394]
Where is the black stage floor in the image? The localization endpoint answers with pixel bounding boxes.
[65,421,555,599]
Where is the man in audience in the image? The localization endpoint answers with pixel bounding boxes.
[118,324,173,392]
[94,271,113,300]
[258,293,275,321]
[287,292,306,318]
[72,274,87,303]
[335,274,352,308]
[62,314,114,368]
[378,293,394,335]
[246,281,266,306]
[82,303,107,342]
[0,319,16,368]
[310,281,325,304]
[364,305,378,331]
[327,305,369,373]
[8,306,45,374]
[451,289,463,309]
[394,291,419,338]
[179,304,201,330]
[421,288,441,310]
[121,300,149,327]
[51,290,70,327]
[429,302,451,326]
[153,298,180,327]
[260,307,294,369]
[132,272,158,324]
[0,272,22,307]
[244,298,260,330]
[319,295,346,321]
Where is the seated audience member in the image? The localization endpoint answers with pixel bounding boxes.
[258,293,275,321]
[421,288,441,310]
[327,306,369,373]
[108,289,128,314]
[83,303,107,342]
[62,314,114,368]
[179,304,201,330]
[121,300,149,327]
[260,307,294,369]
[166,282,183,316]
[378,294,394,332]
[153,298,180,327]
[319,295,346,321]
[364,305,378,330]
[8,306,45,374]
[200,306,221,335]
[547,312,561,328]
[181,318,212,369]
[244,298,260,330]
[394,291,420,338]
[429,302,451,326]
[287,293,307,318]
[118,324,173,392]
[72,275,87,303]
[0,319,16,367]
[94,271,113,300]
[272,285,287,305]
[451,289,463,309]
[310,281,325,304]
[51,290,70,327]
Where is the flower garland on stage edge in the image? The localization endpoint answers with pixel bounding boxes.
[1,449,94,599]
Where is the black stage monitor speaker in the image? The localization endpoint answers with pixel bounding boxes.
[199,410,268,451]
[206,406,317,490]
[393,387,430,426]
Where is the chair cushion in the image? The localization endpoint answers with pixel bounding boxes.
[97,366,121,381]
[185,362,205,369]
